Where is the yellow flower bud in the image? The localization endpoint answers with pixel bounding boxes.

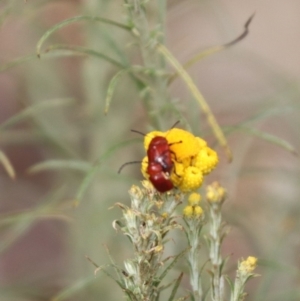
[193,146,219,175]
[194,205,203,218]
[183,205,194,218]
[141,180,154,191]
[188,192,201,206]
[179,166,203,192]
[239,256,258,273]
[129,185,144,201]
[206,182,226,203]
[161,212,168,219]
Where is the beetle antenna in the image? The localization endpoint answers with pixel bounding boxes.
[132,121,180,136]
[118,161,142,174]
[169,140,182,147]
[131,129,146,136]
[170,120,180,129]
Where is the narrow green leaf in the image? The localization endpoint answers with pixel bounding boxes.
[158,249,188,284]
[224,275,234,293]
[220,256,230,274]
[36,15,131,56]
[0,50,100,73]
[0,187,67,253]
[44,44,124,68]
[158,43,232,162]
[203,286,211,301]
[156,0,167,39]
[229,126,298,155]
[155,292,161,301]
[104,69,127,115]
[0,149,15,179]
[167,273,183,301]
[190,292,195,301]
[98,267,128,294]
[0,211,71,228]
[103,244,125,284]
[158,279,176,292]
[51,275,100,301]
[27,159,92,174]
[0,98,74,130]
[0,54,37,72]
[0,218,33,253]
[168,13,255,84]
[199,259,210,277]
[241,105,300,125]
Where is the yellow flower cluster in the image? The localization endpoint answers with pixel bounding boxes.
[238,256,258,274]
[183,193,203,219]
[141,128,219,192]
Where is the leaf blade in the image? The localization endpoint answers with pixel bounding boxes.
[104,69,127,114]
[36,15,131,56]
[0,150,15,179]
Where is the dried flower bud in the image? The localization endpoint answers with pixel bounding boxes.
[206,182,226,203]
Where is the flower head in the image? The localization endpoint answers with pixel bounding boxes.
[166,128,199,160]
[188,192,201,206]
[183,204,203,219]
[141,127,219,193]
[239,256,258,274]
[183,205,194,218]
[179,166,203,192]
[232,256,259,301]
[193,147,219,175]
[193,205,203,218]
[206,182,226,203]
[183,193,204,219]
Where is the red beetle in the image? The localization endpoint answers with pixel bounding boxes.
[118,122,180,193]
[146,136,174,192]
[147,161,173,193]
[147,136,173,174]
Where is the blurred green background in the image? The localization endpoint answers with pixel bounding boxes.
[0,1,299,300]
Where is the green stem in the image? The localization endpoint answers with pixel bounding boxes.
[187,221,203,301]
[209,204,223,301]
[126,0,169,130]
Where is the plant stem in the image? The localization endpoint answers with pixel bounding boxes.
[186,220,203,301]
[126,0,169,129]
[209,203,223,301]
